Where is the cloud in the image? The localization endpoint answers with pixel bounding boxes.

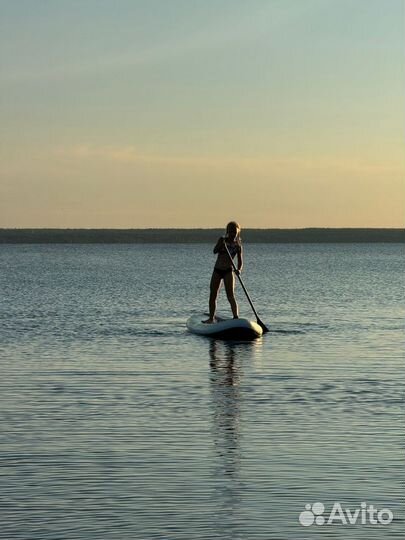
[56,144,404,178]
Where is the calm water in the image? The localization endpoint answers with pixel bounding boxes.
[1,243,404,540]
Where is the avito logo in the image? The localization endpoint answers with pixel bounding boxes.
[299,502,393,527]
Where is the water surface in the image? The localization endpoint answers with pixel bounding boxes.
[1,244,404,539]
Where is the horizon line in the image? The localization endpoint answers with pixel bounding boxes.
[1,227,404,231]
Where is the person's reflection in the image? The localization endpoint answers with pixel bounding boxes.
[209,340,241,477]
[209,339,260,538]
[209,338,262,466]
[208,338,263,538]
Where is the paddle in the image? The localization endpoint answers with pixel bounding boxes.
[223,239,269,333]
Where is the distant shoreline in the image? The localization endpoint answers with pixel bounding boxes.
[0,228,404,243]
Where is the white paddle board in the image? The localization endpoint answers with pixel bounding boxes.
[187,313,263,340]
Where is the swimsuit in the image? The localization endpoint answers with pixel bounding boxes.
[214,267,233,279]
[224,242,240,259]
[213,240,241,279]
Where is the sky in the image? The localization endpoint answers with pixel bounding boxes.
[1,0,404,228]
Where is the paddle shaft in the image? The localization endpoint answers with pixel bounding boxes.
[223,240,268,332]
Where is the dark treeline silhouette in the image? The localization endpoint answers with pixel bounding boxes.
[0,228,404,243]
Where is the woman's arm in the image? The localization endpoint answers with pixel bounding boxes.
[236,246,243,272]
[213,237,224,254]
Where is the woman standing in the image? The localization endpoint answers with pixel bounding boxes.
[203,222,243,323]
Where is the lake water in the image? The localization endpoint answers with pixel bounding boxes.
[1,243,404,540]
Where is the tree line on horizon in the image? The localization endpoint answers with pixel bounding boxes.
[0,228,404,243]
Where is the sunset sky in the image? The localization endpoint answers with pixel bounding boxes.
[1,0,404,228]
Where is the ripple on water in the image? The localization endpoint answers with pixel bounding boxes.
[0,244,404,539]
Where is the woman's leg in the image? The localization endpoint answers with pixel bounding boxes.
[204,271,222,323]
[224,271,238,318]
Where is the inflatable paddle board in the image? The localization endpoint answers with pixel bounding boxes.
[187,314,263,340]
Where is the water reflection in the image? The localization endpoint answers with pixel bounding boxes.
[208,339,262,538]
[209,341,242,473]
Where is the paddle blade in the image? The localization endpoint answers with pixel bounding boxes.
[257,318,270,333]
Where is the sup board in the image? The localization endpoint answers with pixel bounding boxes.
[187,313,263,340]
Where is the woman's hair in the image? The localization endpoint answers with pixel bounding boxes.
[226,221,242,244]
